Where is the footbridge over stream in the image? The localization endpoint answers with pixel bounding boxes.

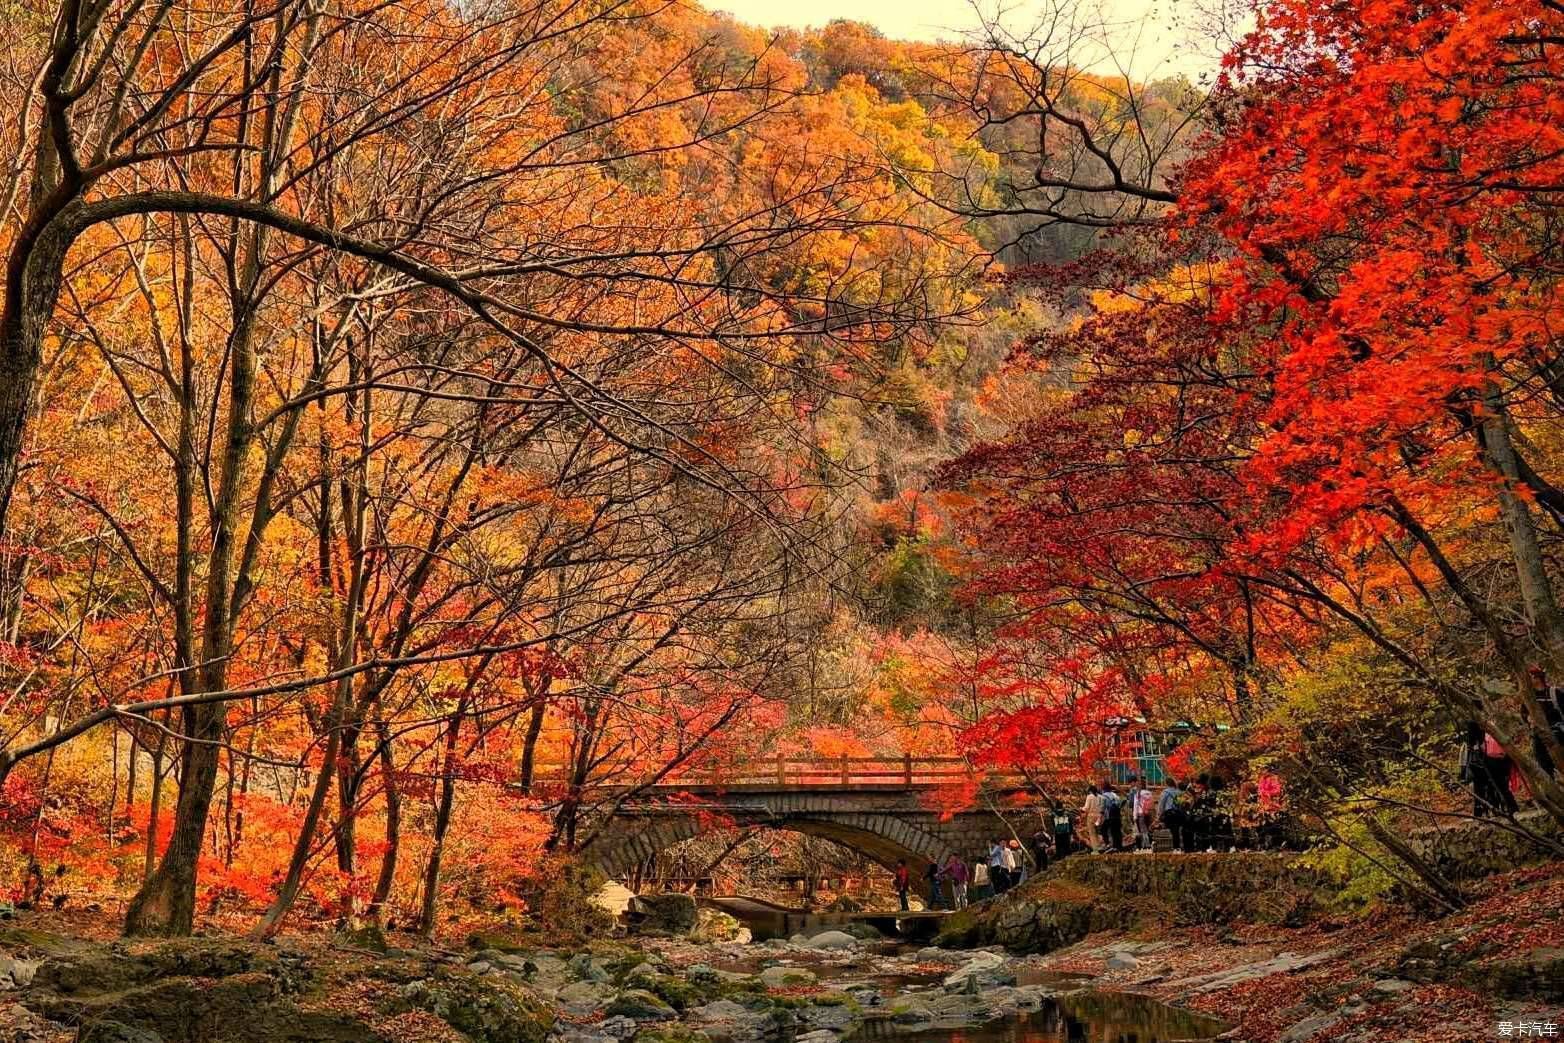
[574,756,1035,879]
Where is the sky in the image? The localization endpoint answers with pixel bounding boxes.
[703,0,1234,81]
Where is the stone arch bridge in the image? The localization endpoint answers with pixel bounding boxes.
[575,756,1035,879]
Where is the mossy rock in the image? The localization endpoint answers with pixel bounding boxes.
[528,865,618,942]
[713,976,768,1000]
[941,853,1329,953]
[627,894,698,936]
[78,1022,165,1043]
[35,937,268,997]
[335,923,390,955]
[688,909,747,943]
[605,988,677,1020]
[808,991,860,1011]
[646,975,705,1011]
[466,931,532,955]
[838,922,882,941]
[633,1026,711,1043]
[391,971,553,1043]
[47,971,282,1042]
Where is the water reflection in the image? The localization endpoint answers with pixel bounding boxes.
[853,992,1226,1043]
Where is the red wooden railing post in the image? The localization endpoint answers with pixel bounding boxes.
[777,752,786,786]
[840,753,849,785]
[903,752,913,786]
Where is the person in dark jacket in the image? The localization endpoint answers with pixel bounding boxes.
[1477,728,1519,815]
[1029,825,1052,873]
[1051,802,1075,858]
[1098,781,1124,851]
[1157,778,1185,851]
[1528,665,1563,777]
[924,858,945,909]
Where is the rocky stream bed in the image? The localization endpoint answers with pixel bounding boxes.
[3,853,1561,1043]
[0,907,1225,1043]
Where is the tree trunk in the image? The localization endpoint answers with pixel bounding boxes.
[368,717,401,925]
[124,704,225,935]
[251,730,341,939]
[0,216,79,539]
[123,287,261,935]
[418,713,464,937]
[518,698,547,794]
[143,730,166,884]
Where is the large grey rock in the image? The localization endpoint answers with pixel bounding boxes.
[622,962,661,985]
[794,1031,839,1043]
[917,946,960,963]
[690,908,750,943]
[630,894,699,934]
[493,952,534,974]
[942,951,1015,992]
[523,954,575,991]
[557,981,617,1013]
[688,998,778,1039]
[799,1003,856,1030]
[1105,952,1140,971]
[0,955,37,989]
[598,1015,639,1039]
[800,930,857,950]
[691,999,754,1021]
[570,954,613,983]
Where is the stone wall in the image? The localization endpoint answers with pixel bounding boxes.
[935,852,1329,954]
[1407,809,1561,883]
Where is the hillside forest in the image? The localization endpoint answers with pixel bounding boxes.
[0,0,1561,942]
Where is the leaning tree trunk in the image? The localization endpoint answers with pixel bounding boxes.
[251,724,342,939]
[0,216,79,541]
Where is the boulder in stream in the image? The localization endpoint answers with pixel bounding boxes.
[629,895,700,935]
[757,966,817,988]
[799,931,857,950]
[605,988,677,1020]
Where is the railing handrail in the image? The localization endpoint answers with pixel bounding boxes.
[526,753,1044,789]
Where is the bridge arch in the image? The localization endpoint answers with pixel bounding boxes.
[581,802,974,881]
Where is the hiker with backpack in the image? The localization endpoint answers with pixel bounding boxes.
[1098,781,1124,851]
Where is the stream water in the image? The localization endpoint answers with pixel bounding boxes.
[691,901,1229,1043]
[855,994,1228,1043]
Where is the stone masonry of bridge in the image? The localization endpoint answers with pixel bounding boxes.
[579,785,1027,880]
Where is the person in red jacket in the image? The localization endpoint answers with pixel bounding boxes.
[893,860,911,911]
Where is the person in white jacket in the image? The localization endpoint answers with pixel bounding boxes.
[1081,785,1102,853]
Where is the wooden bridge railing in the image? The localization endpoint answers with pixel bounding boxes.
[535,755,1031,789]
